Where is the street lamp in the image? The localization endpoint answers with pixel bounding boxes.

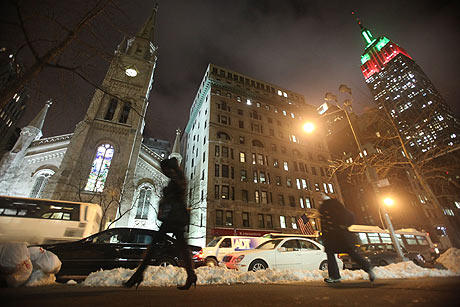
[383,197,395,206]
[322,84,407,261]
[303,122,315,134]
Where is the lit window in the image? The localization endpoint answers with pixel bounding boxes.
[277,90,282,96]
[29,170,55,198]
[135,184,153,220]
[85,144,115,192]
[246,99,252,105]
[280,216,286,228]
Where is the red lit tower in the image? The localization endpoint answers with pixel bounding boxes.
[354,12,460,158]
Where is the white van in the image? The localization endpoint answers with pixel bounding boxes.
[192,236,269,267]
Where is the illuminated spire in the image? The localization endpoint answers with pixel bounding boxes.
[137,3,158,43]
[352,11,375,46]
[28,99,52,131]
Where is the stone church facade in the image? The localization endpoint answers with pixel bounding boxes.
[0,5,174,231]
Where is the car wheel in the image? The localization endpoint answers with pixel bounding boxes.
[205,258,218,267]
[248,260,268,272]
[156,258,177,267]
[379,260,388,266]
[319,260,328,271]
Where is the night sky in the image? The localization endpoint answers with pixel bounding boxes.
[3,0,460,144]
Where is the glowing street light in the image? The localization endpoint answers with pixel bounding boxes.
[383,197,395,206]
[303,122,315,134]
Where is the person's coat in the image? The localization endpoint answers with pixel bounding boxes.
[319,198,356,253]
[157,171,189,231]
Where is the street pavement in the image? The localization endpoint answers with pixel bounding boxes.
[2,277,459,307]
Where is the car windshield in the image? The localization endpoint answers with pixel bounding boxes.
[256,239,282,250]
[207,237,222,247]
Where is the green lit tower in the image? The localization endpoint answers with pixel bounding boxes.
[355,12,460,158]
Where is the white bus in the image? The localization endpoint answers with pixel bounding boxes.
[0,195,102,245]
[348,225,438,261]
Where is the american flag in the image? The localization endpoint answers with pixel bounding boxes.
[297,214,316,235]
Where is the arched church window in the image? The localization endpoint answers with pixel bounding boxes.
[217,131,230,140]
[119,102,131,124]
[135,184,153,220]
[29,169,55,198]
[84,144,115,192]
[104,99,118,121]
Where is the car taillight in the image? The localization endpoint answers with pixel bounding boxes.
[192,249,204,260]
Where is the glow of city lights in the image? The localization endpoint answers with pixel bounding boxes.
[383,197,395,206]
[303,122,315,134]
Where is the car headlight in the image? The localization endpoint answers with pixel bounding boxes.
[235,255,245,263]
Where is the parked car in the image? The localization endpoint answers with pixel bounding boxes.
[192,236,269,267]
[38,227,201,277]
[221,237,342,272]
[341,243,426,269]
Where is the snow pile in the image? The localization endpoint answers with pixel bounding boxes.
[436,248,460,273]
[83,260,459,287]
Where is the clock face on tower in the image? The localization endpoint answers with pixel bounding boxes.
[125,68,138,77]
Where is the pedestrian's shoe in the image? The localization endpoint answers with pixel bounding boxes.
[368,269,376,282]
[324,277,341,283]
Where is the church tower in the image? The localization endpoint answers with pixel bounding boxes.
[43,4,159,223]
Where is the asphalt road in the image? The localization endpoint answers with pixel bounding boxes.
[2,277,460,307]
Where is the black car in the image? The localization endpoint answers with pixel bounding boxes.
[341,243,426,269]
[39,228,201,277]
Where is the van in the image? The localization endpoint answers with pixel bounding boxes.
[192,236,269,267]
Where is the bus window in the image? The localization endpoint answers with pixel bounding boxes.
[415,235,428,245]
[368,233,381,243]
[380,233,392,243]
[404,235,417,245]
[358,233,369,244]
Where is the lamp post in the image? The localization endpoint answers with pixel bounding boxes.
[307,84,407,261]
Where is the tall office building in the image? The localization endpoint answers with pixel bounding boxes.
[355,13,460,158]
[183,64,343,246]
[0,48,28,154]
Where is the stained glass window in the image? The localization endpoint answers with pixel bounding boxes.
[135,184,152,220]
[85,144,114,192]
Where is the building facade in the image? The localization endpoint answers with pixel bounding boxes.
[183,64,343,246]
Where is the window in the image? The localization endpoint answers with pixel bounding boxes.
[104,99,117,120]
[311,166,317,175]
[222,146,229,158]
[299,197,304,208]
[278,194,285,205]
[215,145,220,157]
[221,165,229,177]
[275,176,282,186]
[253,170,258,183]
[217,132,231,140]
[85,144,115,192]
[266,215,273,228]
[291,217,297,229]
[135,184,153,220]
[240,169,247,181]
[261,191,268,204]
[215,185,219,199]
[289,196,295,207]
[221,186,229,199]
[215,164,219,177]
[29,170,54,198]
[259,172,266,183]
[225,211,233,226]
[239,152,246,163]
[252,140,264,147]
[238,109,243,115]
[119,102,131,123]
[280,216,287,228]
[216,210,223,225]
[239,120,244,128]
[239,136,245,144]
[305,197,312,208]
[258,214,265,228]
[273,159,279,168]
[257,154,264,165]
[271,144,277,151]
[242,190,249,202]
[255,191,260,203]
[283,161,289,171]
[286,178,292,188]
[328,183,335,193]
[314,183,320,191]
[242,212,250,227]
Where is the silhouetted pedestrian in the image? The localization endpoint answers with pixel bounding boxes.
[319,194,375,283]
[124,157,196,290]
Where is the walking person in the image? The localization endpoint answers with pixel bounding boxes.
[319,194,375,283]
[124,157,197,290]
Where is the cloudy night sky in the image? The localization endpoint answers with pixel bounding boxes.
[2,0,459,144]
